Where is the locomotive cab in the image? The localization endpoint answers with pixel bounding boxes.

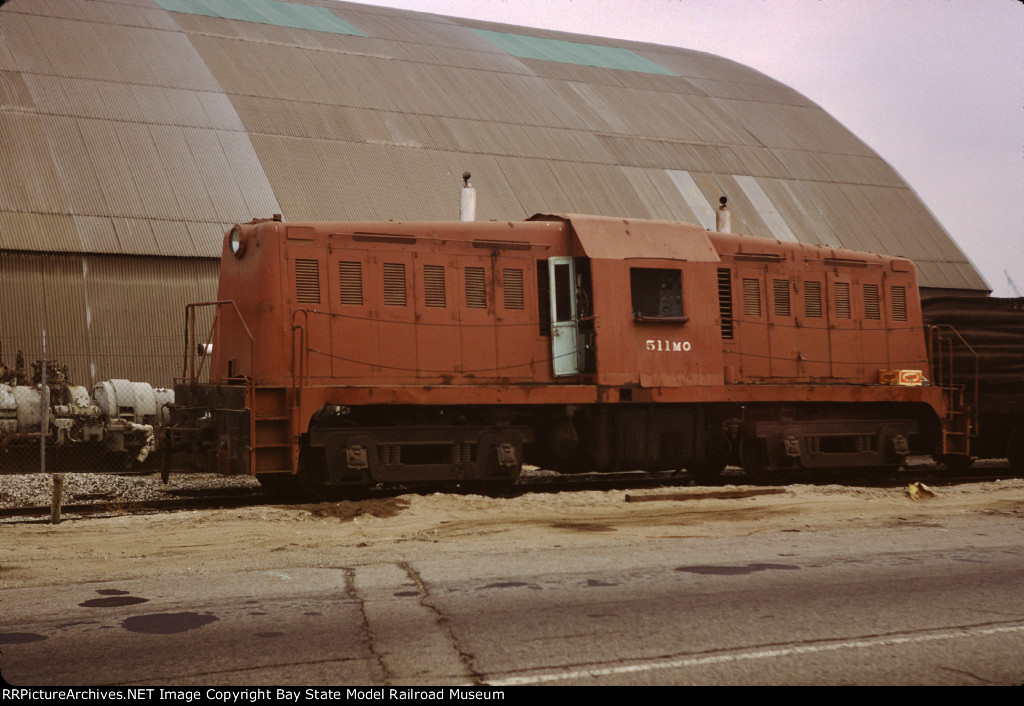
[533,214,725,391]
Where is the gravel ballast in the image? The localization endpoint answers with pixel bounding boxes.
[0,472,262,511]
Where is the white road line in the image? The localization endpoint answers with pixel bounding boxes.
[485,623,1024,686]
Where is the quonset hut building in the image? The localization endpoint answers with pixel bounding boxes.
[0,0,987,387]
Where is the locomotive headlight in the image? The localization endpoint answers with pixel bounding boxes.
[229,226,246,257]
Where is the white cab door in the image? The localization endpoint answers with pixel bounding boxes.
[548,257,582,376]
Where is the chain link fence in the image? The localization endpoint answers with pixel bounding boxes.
[1,330,175,475]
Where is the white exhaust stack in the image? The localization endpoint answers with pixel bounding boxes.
[716,196,731,233]
[460,171,476,222]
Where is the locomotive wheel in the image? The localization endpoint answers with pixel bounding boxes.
[297,445,334,502]
[1008,424,1024,478]
[740,436,791,485]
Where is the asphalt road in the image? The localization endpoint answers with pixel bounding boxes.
[3,510,1023,686]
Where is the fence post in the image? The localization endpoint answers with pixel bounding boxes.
[40,329,48,475]
[51,473,63,525]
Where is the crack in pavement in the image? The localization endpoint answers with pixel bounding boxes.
[345,566,390,684]
[399,561,483,686]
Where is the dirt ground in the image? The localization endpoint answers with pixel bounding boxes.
[4,477,1024,589]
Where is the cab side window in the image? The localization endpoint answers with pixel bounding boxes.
[630,267,684,320]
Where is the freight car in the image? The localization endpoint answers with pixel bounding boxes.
[922,296,1024,472]
[165,213,976,497]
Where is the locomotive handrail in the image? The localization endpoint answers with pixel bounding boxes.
[290,307,312,388]
[927,323,979,434]
[180,301,255,386]
[181,300,256,475]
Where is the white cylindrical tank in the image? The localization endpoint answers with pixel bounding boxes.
[93,379,174,424]
[13,385,42,429]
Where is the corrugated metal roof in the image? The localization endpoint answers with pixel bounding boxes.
[525,56,619,86]
[684,76,814,107]
[747,178,839,247]
[792,181,877,254]
[725,145,791,179]
[37,115,111,222]
[651,50,782,86]
[619,166,702,224]
[0,212,79,253]
[0,69,34,110]
[154,0,366,36]
[665,170,717,230]
[733,175,799,243]
[151,219,197,258]
[915,261,951,290]
[391,40,533,76]
[184,221,225,259]
[469,28,676,75]
[724,99,874,156]
[490,157,560,216]
[598,134,752,173]
[0,113,71,217]
[338,6,477,50]
[74,215,121,253]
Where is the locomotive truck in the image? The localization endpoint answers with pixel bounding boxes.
[165,213,978,497]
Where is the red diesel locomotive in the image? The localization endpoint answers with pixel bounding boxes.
[167,213,971,496]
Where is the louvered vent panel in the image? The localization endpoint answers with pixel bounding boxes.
[804,281,823,318]
[834,282,851,319]
[465,266,486,309]
[503,268,524,310]
[863,283,880,320]
[891,286,907,321]
[383,263,407,307]
[424,265,446,308]
[338,261,363,306]
[294,259,320,304]
[773,278,791,317]
[742,278,761,317]
[717,268,733,339]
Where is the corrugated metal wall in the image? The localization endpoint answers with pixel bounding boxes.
[0,0,988,387]
[0,252,218,387]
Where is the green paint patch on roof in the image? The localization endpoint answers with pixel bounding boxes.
[470,28,674,75]
[155,0,366,36]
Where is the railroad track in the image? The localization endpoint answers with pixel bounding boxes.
[0,487,265,521]
[1,458,1017,522]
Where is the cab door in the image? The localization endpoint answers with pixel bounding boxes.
[549,256,582,376]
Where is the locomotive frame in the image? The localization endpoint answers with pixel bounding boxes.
[166,214,973,496]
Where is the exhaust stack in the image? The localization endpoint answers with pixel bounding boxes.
[716,196,730,233]
[460,172,476,222]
